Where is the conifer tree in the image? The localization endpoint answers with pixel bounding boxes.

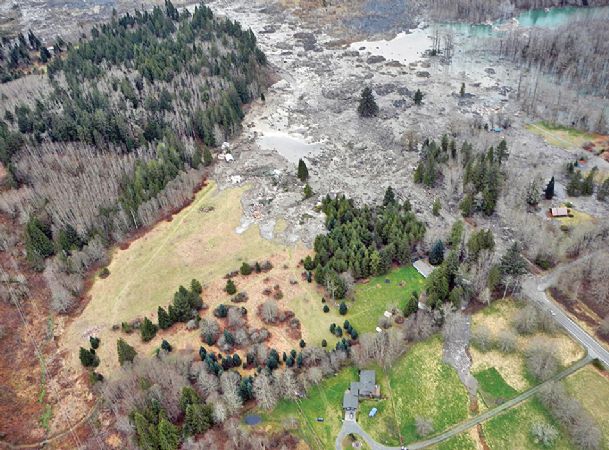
[225,279,237,295]
[544,176,555,200]
[134,412,159,450]
[460,82,465,97]
[158,418,179,450]
[413,89,424,105]
[357,87,379,117]
[297,158,309,182]
[117,338,137,366]
[429,240,445,266]
[203,147,213,166]
[141,317,158,342]
[79,347,100,367]
[158,306,172,329]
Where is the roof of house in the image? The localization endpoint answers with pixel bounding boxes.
[551,207,569,217]
[359,370,376,395]
[342,391,359,410]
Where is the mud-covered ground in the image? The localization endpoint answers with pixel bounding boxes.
[210,0,609,251]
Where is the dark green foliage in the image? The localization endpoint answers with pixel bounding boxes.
[323,304,330,313]
[448,220,464,247]
[141,317,158,342]
[134,411,160,450]
[117,338,137,365]
[240,262,252,276]
[339,302,348,315]
[223,329,235,346]
[225,279,237,295]
[462,146,504,216]
[544,176,555,200]
[240,376,254,400]
[404,292,419,316]
[232,353,241,367]
[190,279,203,295]
[214,304,228,318]
[313,194,425,292]
[199,346,207,361]
[303,183,313,199]
[383,186,396,206]
[467,229,495,262]
[203,147,214,167]
[158,417,179,450]
[598,177,609,202]
[57,225,83,254]
[170,285,200,322]
[25,218,54,266]
[297,158,309,182]
[413,89,424,105]
[459,194,474,217]
[179,386,201,413]
[413,140,448,187]
[89,336,100,349]
[158,306,172,329]
[500,243,527,278]
[357,87,379,117]
[432,198,441,216]
[79,347,100,367]
[429,240,445,266]
[183,403,213,436]
[321,339,327,347]
[161,339,172,352]
[303,255,316,271]
[460,83,465,97]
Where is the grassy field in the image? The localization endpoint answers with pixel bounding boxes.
[564,366,609,449]
[470,300,584,392]
[359,336,469,446]
[432,433,477,450]
[553,205,597,227]
[474,367,518,408]
[482,397,572,450]
[61,182,336,372]
[349,266,425,334]
[261,366,358,450]
[527,121,598,149]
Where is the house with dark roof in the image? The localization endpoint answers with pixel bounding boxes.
[342,370,381,416]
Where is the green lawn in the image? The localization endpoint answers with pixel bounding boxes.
[482,397,572,450]
[359,336,469,446]
[526,121,597,150]
[474,367,518,408]
[433,433,477,450]
[348,266,425,334]
[261,366,358,450]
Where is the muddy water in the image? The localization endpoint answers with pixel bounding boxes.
[349,26,432,66]
[258,133,322,164]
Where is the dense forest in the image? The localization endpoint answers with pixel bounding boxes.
[0,30,58,83]
[0,0,268,311]
[311,191,426,299]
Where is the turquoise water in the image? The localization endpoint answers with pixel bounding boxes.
[517,5,609,27]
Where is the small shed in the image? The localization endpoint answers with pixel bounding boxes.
[550,207,569,217]
[221,141,231,151]
[369,407,378,417]
[413,259,434,278]
[224,153,234,162]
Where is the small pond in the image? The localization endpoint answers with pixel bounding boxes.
[258,132,322,164]
[244,414,262,426]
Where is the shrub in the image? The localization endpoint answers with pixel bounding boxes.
[161,339,172,352]
[531,422,558,447]
[339,302,348,315]
[225,279,237,295]
[89,336,100,349]
[240,262,253,276]
[213,304,229,318]
[79,347,99,367]
[231,292,249,303]
[472,325,493,352]
[323,305,330,313]
[415,416,434,437]
[526,340,559,381]
[98,267,110,278]
[191,279,203,294]
[321,339,327,347]
[299,339,306,348]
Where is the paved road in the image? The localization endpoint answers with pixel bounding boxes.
[522,271,609,367]
[335,356,591,450]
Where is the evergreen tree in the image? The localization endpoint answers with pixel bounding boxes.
[134,412,159,450]
[161,340,172,352]
[582,169,596,196]
[79,347,99,367]
[157,418,180,450]
[192,146,202,169]
[225,279,237,295]
[597,177,609,202]
[203,147,213,166]
[299,339,306,348]
[544,176,555,200]
[429,240,445,266]
[413,89,424,105]
[179,386,201,413]
[357,87,379,117]
[141,317,158,342]
[25,218,54,265]
[496,139,509,163]
[117,338,137,366]
[297,158,309,182]
[383,186,396,206]
[158,306,172,329]
[460,82,465,97]
[500,243,527,277]
[191,279,203,294]
[184,403,213,436]
[339,302,348,315]
[432,198,441,216]
[323,304,330,313]
[240,262,252,276]
[459,194,474,217]
[171,286,193,322]
[89,336,100,349]
[303,183,313,199]
[321,339,327,347]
